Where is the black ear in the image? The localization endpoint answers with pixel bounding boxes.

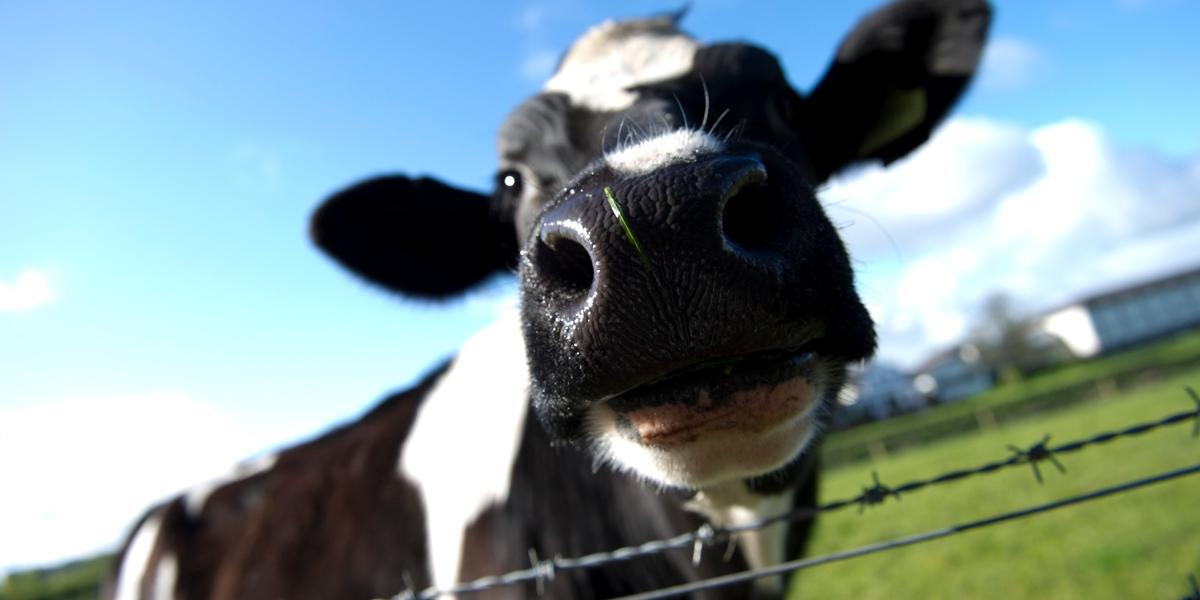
[311,175,517,299]
[800,0,991,181]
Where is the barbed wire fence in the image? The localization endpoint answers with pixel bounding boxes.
[384,387,1200,600]
[1183,573,1200,600]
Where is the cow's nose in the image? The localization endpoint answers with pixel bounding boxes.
[718,158,784,254]
[529,155,783,321]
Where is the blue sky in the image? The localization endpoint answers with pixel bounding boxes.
[2,0,1199,573]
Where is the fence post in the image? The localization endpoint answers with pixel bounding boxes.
[867,439,890,462]
[974,408,998,432]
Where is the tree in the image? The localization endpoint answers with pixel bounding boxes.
[970,292,1038,383]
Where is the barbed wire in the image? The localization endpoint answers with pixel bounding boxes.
[615,461,1200,600]
[1184,573,1200,600]
[383,387,1200,600]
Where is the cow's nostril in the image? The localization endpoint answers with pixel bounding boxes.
[721,170,783,251]
[534,233,595,300]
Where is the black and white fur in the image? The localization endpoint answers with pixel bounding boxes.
[107,2,990,598]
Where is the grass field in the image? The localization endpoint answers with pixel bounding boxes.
[824,329,1200,465]
[793,369,1200,599]
[0,556,109,600]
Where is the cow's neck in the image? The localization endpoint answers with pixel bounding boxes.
[685,480,795,595]
[400,310,531,594]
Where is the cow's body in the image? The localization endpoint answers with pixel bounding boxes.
[108,3,989,598]
[110,316,809,599]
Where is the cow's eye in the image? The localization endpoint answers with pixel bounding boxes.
[497,169,523,199]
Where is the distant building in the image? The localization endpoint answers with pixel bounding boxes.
[835,362,926,424]
[853,265,1200,416]
[835,361,925,427]
[913,343,995,403]
[1040,265,1200,358]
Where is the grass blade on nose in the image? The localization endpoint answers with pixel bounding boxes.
[604,186,653,271]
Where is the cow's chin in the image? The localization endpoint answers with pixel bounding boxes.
[584,355,830,490]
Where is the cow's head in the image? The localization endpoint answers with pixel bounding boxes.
[312,0,989,489]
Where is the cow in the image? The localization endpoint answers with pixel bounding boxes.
[106,1,990,598]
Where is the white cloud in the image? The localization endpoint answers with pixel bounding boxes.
[513,1,574,83]
[978,37,1043,91]
[0,394,280,574]
[0,268,54,312]
[823,116,1200,369]
[520,49,558,83]
[826,118,1043,259]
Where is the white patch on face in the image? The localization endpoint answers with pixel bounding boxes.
[543,19,699,112]
[685,482,794,595]
[605,129,724,176]
[400,308,530,592]
[183,453,277,516]
[113,513,163,600]
[585,370,828,489]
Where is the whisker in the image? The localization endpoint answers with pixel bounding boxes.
[657,114,673,136]
[626,118,649,146]
[825,203,904,262]
[722,122,739,144]
[599,122,612,153]
[709,108,731,137]
[723,120,747,144]
[673,93,690,131]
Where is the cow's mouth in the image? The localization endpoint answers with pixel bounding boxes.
[586,344,831,488]
[606,347,821,446]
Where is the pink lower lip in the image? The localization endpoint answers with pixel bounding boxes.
[624,376,814,446]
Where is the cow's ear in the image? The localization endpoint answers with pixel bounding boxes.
[311,175,517,299]
[799,0,991,181]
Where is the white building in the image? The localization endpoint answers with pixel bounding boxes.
[1040,265,1200,358]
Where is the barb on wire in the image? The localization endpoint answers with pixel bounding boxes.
[857,470,899,513]
[1183,573,1200,600]
[380,390,1200,600]
[691,524,717,566]
[527,549,555,596]
[1008,434,1067,483]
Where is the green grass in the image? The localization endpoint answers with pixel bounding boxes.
[604,186,652,270]
[0,555,109,600]
[824,328,1200,464]
[791,369,1200,599]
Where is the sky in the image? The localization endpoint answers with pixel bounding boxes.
[2,0,1199,576]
